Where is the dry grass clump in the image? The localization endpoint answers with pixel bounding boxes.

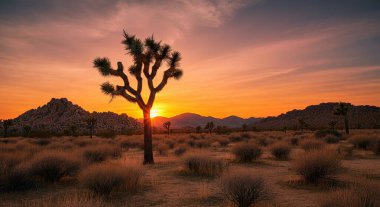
[183,154,225,176]
[320,180,379,207]
[79,162,144,196]
[293,149,341,183]
[315,129,342,139]
[218,138,230,146]
[0,164,36,191]
[323,135,340,143]
[27,151,81,182]
[300,139,325,151]
[270,142,291,160]
[289,137,299,146]
[32,138,51,146]
[174,145,187,156]
[337,144,354,158]
[348,135,376,150]
[157,143,169,156]
[257,137,273,146]
[165,140,176,149]
[11,192,109,207]
[232,143,262,162]
[220,170,272,207]
[373,138,380,155]
[81,145,122,163]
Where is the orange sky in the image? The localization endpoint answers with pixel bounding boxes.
[1,0,380,119]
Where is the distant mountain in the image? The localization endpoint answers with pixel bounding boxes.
[151,113,261,128]
[252,102,380,130]
[6,98,140,136]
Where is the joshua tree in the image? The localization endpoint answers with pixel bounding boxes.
[195,126,202,133]
[334,102,350,134]
[86,114,97,138]
[23,125,32,137]
[328,120,337,130]
[283,126,287,134]
[298,118,307,133]
[2,119,13,138]
[163,121,171,135]
[92,31,183,164]
[205,122,214,134]
[242,123,248,132]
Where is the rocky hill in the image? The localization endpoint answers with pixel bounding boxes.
[6,98,140,136]
[253,102,380,130]
[151,113,261,128]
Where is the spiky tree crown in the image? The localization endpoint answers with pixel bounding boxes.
[334,102,350,116]
[93,31,184,111]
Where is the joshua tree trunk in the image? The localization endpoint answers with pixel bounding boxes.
[143,109,154,164]
[344,116,349,134]
[90,126,93,138]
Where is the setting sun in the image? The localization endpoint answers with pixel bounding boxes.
[150,109,160,118]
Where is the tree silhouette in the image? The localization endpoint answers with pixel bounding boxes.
[86,114,97,138]
[298,118,307,133]
[328,120,337,130]
[163,121,171,135]
[195,126,202,133]
[242,123,248,132]
[2,119,13,138]
[334,102,350,134]
[92,31,183,164]
[205,122,214,134]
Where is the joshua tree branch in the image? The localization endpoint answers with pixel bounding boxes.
[155,67,175,92]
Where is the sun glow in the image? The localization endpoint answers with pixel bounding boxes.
[150,109,159,118]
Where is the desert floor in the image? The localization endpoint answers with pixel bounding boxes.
[1,130,379,207]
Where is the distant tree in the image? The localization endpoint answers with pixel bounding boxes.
[70,125,78,137]
[163,121,171,135]
[334,102,350,134]
[298,118,307,133]
[22,125,32,137]
[92,31,183,164]
[328,120,337,130]
[196,126,202,133]
[205,122,214,134]
[283,126,287,134]
[242,123,248,132]
[2,119,13,138]
[86,114,97,138]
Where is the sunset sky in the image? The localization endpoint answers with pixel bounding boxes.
[1,0,380,119]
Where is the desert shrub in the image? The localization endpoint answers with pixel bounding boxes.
[174,145,187,156]
[349,135,375,150]
[165,140,176,149]
[183,155,225,176]
[73,139,92,147]
[96,130,117,139]
[220,170,271,207]
[0,165,36,191]
[240,133,251,139]
[300,139,325,151]
[232,143,262,162]
[157,143,169,156]
[27,152,81,182]
[193,140,210,148]
[320,180,380,207]
[323,135,340,143]
[81,145,122,163]
[270,142,291,160]
[218,138,229,146]
[257,137,274,147]
[373,138,380,155]
[80,163,143,196]
[315,130,342,139]
[337,144,354,157]
[229,135,243,142]
[293,149,341,183]
[290,137,299,146]
[32,138,51,146]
